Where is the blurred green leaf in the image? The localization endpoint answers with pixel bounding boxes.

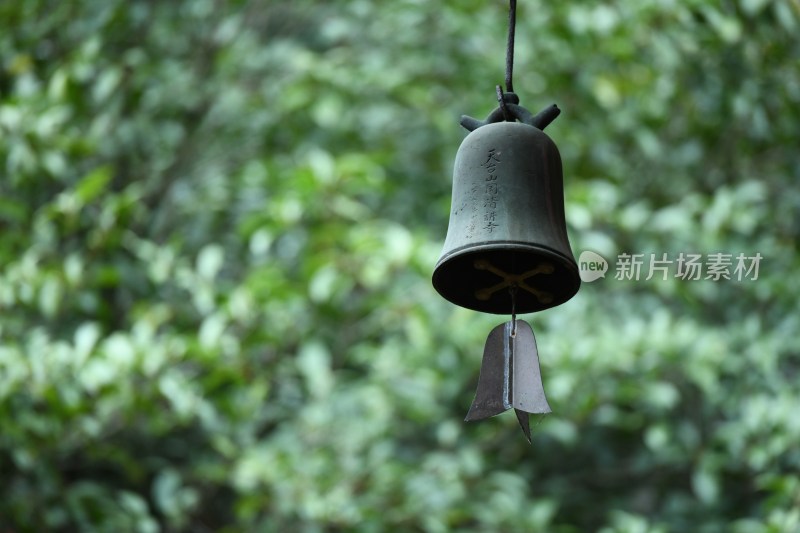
[75,166,112,204]
[1,0,798,531]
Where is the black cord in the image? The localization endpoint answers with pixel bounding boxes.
[496,84,511,121]
[505,0,517,94]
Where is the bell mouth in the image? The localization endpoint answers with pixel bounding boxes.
[432,242,580,314]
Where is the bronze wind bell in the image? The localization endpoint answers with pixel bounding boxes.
[433,1,580,442]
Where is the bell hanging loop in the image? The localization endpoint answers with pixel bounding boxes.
[460,94,561,132]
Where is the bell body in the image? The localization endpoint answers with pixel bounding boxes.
[433,121,580,314]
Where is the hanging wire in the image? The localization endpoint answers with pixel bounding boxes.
[509,284,518,338]
[496,84,511,121]
[505,0,517,94]
[496,0,517,122]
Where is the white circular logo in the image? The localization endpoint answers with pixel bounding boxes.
[578,251,608,282]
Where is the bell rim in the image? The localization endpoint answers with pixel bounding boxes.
[432,241,581,314]
[433,240,578,271]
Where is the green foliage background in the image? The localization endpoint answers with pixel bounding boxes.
[1,0,799,531]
